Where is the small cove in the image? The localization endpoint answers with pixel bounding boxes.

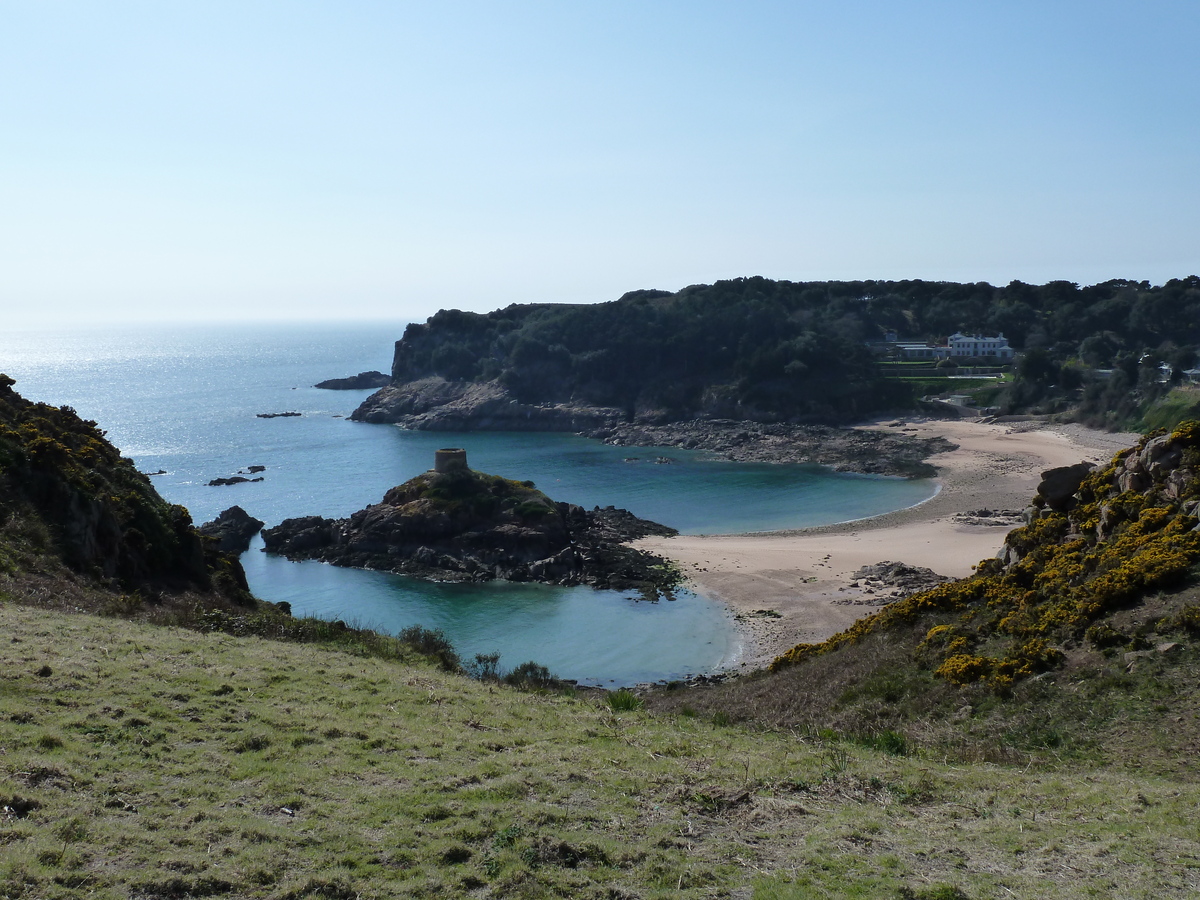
[1,322,936,683]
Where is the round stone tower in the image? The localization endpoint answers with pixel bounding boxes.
[434,448,468,474]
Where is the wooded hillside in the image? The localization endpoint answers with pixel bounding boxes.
[386,276,1200,425]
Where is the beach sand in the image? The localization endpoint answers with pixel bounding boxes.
[635,417,1139,670]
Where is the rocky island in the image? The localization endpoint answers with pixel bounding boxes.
[262,448,681,597]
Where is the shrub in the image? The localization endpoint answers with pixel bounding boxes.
[503,661,560,691]
[607,689,644,712]
[1085,622,1128,649]
[466,652,502,681]
[397,625,461,672]
[775,427,1200,690]
[1170,604,1200,634]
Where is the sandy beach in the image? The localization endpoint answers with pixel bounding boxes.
[636,417,1139,669]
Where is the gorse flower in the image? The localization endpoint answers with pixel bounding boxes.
[773,422,1200,689]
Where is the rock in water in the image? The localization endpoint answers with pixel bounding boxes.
[199,506,266,553]
[261,450,680,597]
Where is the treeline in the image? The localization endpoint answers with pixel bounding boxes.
[391,276,1200,425]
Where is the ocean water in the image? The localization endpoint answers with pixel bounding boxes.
[0,322,935,684]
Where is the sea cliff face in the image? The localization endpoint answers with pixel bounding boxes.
[350,377,623,431]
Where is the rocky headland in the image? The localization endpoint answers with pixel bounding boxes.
[315,370,392,390]
[261,448,681,597]
[351,377,622,432]
[0,375,254,611]
[350,378,953,477]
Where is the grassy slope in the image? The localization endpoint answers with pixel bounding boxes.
[648,426,1200,782]
[3,603,1200,900]
[1141,386,1200,432]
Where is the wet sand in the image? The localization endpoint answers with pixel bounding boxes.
[636,418,1139,670]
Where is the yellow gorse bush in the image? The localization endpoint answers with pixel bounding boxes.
[772,422,1200,689]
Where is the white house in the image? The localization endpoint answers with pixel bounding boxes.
[946,333,1014,360]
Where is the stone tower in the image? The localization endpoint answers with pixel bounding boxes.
[434,448,468,474]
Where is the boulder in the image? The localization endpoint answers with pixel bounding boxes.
[1139,434,1183,477]
[198,506,265,553]
[262,516,336,555]
[1036,462,1095,512]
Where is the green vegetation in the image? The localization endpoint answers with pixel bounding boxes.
[392,469,557,521]
[639,421,1200,844]
[387,275,1200,424]
[5,602,1200,899]
[771,424,1200,692]
[0,375,244,599]
[10,348,1200,895]
[1140,386,1200,432]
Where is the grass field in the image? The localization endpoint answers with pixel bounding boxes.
[3,603,1200,899]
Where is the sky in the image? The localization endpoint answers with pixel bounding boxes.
[2,1,1198,325]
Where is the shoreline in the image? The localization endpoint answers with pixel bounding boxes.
[637,417,1139,672]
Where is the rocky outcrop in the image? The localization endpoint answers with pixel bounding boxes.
[262,450,679,597]
[583,419,955,478]
[199,506,265,553]
[315,371,392,390]
[0,375,252,604]
[351,379,953,477]
[351,378,623,431]
[850,561,950,598]
[1035,462,1096,512]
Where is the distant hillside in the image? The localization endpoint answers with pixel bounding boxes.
[357,275,1200,428]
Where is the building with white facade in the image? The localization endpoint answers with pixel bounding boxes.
[946,333,1014,360]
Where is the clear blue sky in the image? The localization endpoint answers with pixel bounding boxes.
[3,1,1198,324]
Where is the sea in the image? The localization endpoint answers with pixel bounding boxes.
[0,321,936,685]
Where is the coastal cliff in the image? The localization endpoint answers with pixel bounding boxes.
[0,375,253,610]
[351,377,622,431]
[262,448,680,597]
[350,281,912,430]
[349,275,1200,443]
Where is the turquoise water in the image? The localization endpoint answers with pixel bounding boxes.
[0,322,934,683]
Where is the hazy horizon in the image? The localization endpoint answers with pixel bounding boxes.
[3,2,1198,326]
